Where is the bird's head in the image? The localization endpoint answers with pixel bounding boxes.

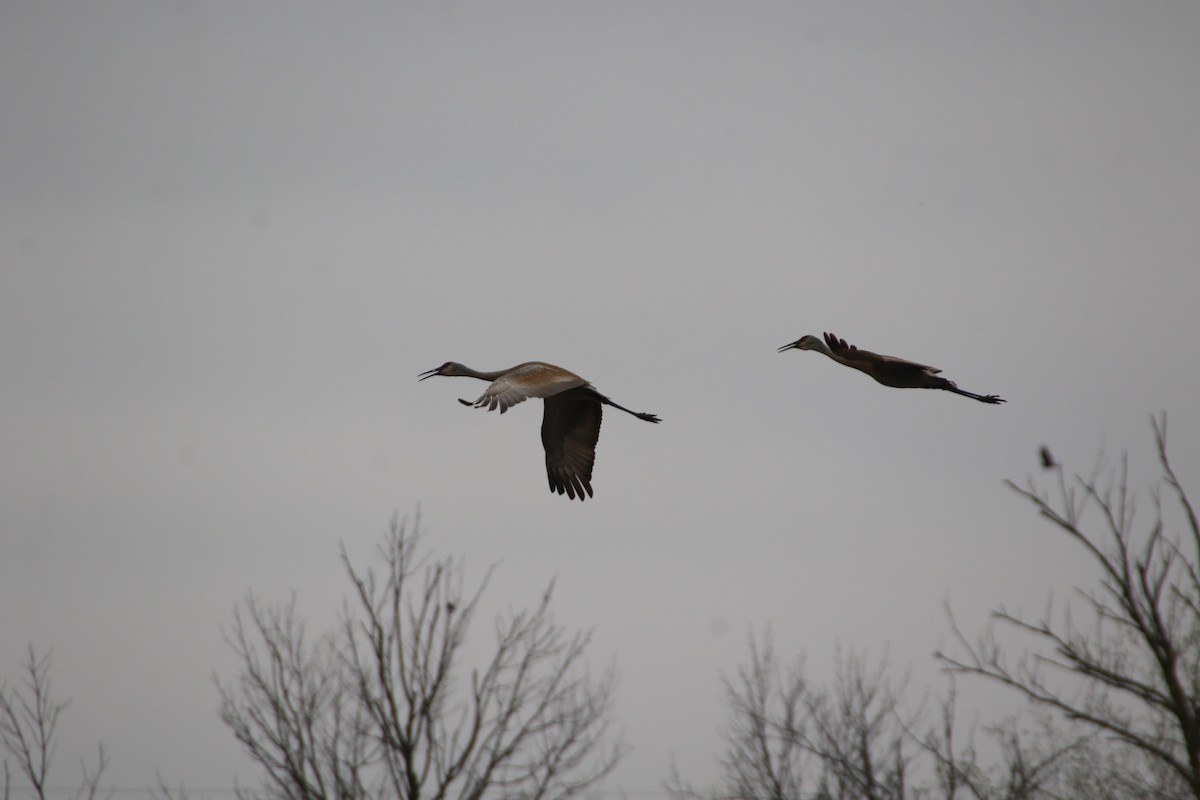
[418,362,463,381]
[777,335,822,353]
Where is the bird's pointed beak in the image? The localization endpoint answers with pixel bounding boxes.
[418,367,440,381]
[777,341,800,353]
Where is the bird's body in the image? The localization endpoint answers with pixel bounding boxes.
[419,361,660,501]
[1039,446,1056,469]
[778,332,1005,404]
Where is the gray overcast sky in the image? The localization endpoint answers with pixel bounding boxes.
[2,0,1199,793]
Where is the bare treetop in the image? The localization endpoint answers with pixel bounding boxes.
[939,413,1200,799]
[217,515,624,800]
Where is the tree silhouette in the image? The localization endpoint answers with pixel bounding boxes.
[217,515,623,800]
[666,631,1078,800]
[940,413,1200,799]
[0,646,108,800]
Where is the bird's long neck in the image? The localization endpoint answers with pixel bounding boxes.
[456,365,511,382]
[808,340,836,359]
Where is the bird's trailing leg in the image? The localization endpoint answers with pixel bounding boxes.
[595,394,661,423]
[945,386,1005,404]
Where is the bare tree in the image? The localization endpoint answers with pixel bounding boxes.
[219,595,369,800]
[0,646,109,800]
[217,515,624,800]
[667,634,915,800]
[666,634,812,800]
[668,632,1085,800]
[939,413,1200,799]
[911,679,1089,800]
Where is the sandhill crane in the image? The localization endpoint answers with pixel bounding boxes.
[778,332,1005,404]
[418,361,660,501]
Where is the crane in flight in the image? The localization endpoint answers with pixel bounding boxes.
[778,332,1005,404]
[419,361,661,501]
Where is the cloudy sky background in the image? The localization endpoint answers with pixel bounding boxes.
[3,1,1199,793]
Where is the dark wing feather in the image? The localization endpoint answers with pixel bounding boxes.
[824,331,941,374]
[820,331,1002,400]
[541,389,602,501]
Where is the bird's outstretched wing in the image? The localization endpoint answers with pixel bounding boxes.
[462,362,587,414]
[824,332,941,374]
[541,389,601,501]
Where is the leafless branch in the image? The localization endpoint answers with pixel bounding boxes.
[219,513,623,800]
[671,630,1080,800]
[0,647,108,800]
[938,413,1200,799]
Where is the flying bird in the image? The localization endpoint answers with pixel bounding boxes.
[777,332,1005,404]
[419,361,660,501]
